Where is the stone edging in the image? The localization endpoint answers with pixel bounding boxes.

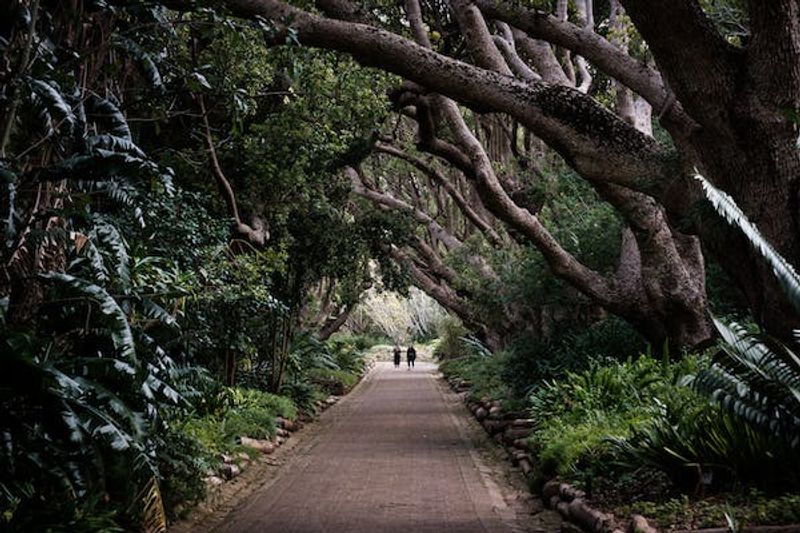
[171,362,376,531]
[448,375,800,533]
[445,376,658,533]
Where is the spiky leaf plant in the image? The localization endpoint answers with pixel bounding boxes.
[693,319,800,448]
[693,174,800,450]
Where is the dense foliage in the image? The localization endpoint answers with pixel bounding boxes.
[0,1,391,529]
[2,0,799,530]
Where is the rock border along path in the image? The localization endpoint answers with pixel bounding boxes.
[180,362,560,533]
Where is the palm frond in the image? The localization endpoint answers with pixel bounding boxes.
[695,172,800,312]
[28,78,75,129]
[87,134,147,159]
[138,297,178,328]
[112,37,163,90]
[87,94,132,140]
[93,220,131,290]
[692,319,800,447]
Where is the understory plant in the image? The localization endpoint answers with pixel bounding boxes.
[611,175,800,492]
[526,355,705,483]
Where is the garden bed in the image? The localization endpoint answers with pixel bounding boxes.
[441,359,800,533]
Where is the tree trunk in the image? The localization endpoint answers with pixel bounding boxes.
[317,304,353,341]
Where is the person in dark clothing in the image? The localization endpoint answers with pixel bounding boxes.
[393,345,401,369]
[406,345,417,369]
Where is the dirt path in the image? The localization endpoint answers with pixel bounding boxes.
[210,362,560,533]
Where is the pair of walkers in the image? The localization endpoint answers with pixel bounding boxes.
[393,345,416,369]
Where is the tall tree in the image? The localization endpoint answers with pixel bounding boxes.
[173,0,799,347]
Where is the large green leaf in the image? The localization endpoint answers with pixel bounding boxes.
[39,272,135,361]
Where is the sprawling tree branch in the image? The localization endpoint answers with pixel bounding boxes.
[198,94,269,248]
[221,0,678,197]
[347,165,463,251]
[473,0,683,122]
[375,141,503,245]
[619,0,739,130]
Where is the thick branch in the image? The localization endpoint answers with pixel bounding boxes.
[412,237,461,286]
[221,0,678,195]
[317,303,354,340]
[448,0,512,76]
[474,0,679,121]
[375,141,503,245]
[199,95,241,223]
[746,0,800,112]
[347,166,463,250]
[389,247,475,323]
[404,0,432,48]
[198,94,269,247]
[492,25,541,82]
[619,0,740,128]
[434,96,617,306]
[511,29,571,86]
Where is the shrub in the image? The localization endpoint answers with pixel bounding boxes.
[526,355,705,481]
[611,400,800,491]
[439,352,524,410]
[433,316,470,360]
[692,320,800,451]
[156,429,210,520]
[328,339,367,375]
[281,378,325,411]
[231,388,297,421]
[609,175,800,493]
[330,332,388,351]
[307,368,359,395]
[178,388,297,454]
[617,491,800,530]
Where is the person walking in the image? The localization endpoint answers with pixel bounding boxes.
[393,345,401,369]
[406,344,417,369]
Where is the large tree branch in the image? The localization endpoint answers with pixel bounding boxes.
[316,302,353,340]
[411,237,461,286]
[746,0,800,112]
[510,29,571,86]
[619,0,740,129]
[221,0,678,196]
[474,0,686,126]
[433,96,618,306]
[347,166,463,250]
[314,0,374,23]
[448,0,512,76]
[375,141,503,245]
[198,94,269,247]
[404,0,432,48]
[492,25,541,82]
[389,247,475,323]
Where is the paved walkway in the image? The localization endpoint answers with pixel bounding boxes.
[214,362,558,533]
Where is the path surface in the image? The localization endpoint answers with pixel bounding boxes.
[213,362,559,533]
